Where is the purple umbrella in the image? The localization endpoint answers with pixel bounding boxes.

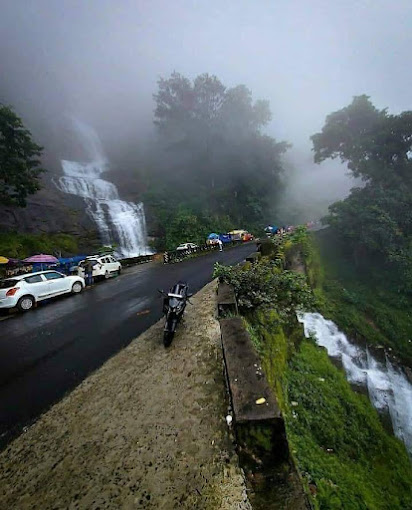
[24,254,59,263]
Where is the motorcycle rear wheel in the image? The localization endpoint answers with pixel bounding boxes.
[163,330,174,348]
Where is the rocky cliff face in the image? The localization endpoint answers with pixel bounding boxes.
[0,175,100,250]
[0,143,154,253]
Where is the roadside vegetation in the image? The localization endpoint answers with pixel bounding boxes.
[0,104,45,207]
[141,72,289,250]
[312,95,412,293]
[307,229,412,366]
[215,229,412,509]
[286,339,412,510]
[0,231,79,259]
[145,204,238,251]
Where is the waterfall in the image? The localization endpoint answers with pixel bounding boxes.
[57,120,152,258]
[298,312,412,457]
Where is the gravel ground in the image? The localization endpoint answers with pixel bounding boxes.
[0,280,251,510]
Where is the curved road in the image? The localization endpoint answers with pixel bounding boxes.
[0,243,255,447]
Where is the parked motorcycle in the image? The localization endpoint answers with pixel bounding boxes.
[158,281,192,347]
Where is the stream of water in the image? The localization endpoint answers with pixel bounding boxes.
[57,120,151,258]
[298,312,412,456]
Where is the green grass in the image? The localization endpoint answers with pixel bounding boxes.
[285,340,412,510]
[245,309,290,411]
[0,231,79,260]
[307,230,412,366]
[243,230,412,508]
[247,306,412,509]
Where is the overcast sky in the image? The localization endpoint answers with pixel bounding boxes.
[1,0,411,208]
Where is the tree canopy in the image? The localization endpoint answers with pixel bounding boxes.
[146,72,289,249]
[0,104,45,207]
[312,96,412,288]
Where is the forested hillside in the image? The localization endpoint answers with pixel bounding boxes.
[142,72,290,250]
[312,95,412,291]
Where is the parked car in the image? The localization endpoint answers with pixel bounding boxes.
[0,271,85,312]
[176,243,198,251]
[228,230,247,241]
[242,232,254,241]
[78,255,122,280]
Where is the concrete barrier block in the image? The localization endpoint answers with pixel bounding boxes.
[220,317,288,466]
[217,282,238,317]
[245,252,261,264]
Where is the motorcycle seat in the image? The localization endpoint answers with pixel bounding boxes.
[168,293,185,298]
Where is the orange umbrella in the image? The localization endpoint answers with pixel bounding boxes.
[0,256,9,264]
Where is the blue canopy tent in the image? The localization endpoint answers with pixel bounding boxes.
[58,255,87,274]
[219,234,231,243]
[207,233,219,240]
[265,225,278,234]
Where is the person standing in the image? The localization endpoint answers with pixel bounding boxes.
[85,260,94,286]
[217,239,223,252]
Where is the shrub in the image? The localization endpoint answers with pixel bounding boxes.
[213,260,315,322]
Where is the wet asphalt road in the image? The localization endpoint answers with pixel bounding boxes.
[0,243,255,447]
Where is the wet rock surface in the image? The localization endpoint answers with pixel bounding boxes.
[0,281,251,509]
[0,181,95,234]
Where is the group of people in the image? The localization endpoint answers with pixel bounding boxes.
[275,226,294,235]
[265,225,295,236]
[4,264,33,278]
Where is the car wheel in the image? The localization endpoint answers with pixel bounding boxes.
[71,282,83,294]
[118,267,122,275]
[17,296,34,312]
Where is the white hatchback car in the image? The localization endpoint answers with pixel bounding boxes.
[78,255,122,280]
[176,243,198,251]
[0,271,85,312]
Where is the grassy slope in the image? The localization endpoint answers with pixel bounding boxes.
[245,232,412,509]
[285,340,412,510]
[307,229,412,367]
[248,308,412,509]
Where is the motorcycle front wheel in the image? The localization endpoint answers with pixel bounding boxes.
[163,330,174,348]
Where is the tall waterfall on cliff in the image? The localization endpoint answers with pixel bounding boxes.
[57,120,151,258]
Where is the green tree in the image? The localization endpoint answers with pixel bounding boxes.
[148,72,289,240]
[312,96,412,287]
[311,95,412,185]
[0,104,45,206]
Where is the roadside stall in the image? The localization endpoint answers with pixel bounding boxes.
[228,230,247,242]
[23,254,59,272]
[1,257,33,278]
[219,233,232,244]
[58,255,87,275]
[206,233,219,246]
[0,256,8,279]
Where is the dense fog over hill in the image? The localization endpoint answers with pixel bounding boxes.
[0,0,411,220]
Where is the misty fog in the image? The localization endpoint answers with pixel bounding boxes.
[1,0,411,222]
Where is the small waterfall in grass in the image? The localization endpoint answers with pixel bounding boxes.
[298,312,412,457]
[57,120,152,258]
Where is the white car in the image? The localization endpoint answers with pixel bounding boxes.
[78,255,122,279]
[176,243,198,251]
[0,271,85,312]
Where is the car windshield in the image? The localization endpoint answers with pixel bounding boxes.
[0,279,19,289]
